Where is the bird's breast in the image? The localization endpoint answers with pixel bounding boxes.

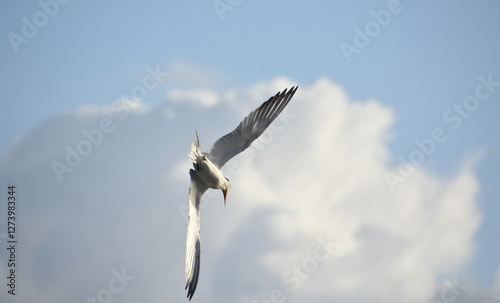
[195,158,225,189]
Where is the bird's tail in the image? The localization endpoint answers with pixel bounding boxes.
[188,130,202,162]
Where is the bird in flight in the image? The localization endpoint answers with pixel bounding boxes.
[184,86,298,300]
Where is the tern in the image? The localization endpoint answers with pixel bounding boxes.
[184,86,298,300]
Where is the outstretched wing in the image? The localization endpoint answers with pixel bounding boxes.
[205,86,298,169]
[185,169,208,300]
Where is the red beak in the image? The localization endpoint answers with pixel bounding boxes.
[222,189,228,208]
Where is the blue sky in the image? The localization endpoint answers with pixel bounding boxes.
[1,1,500,302]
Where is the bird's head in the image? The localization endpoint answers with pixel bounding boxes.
[222,177,231,207]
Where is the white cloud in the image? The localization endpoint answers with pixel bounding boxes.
[165,60,229,90]
[167,88,220,108]
[0,77,492,303]
[77,98,151,115]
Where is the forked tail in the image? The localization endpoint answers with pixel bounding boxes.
[188,130,202,162]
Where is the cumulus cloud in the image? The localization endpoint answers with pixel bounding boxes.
[0,77,491,303]
[165,60,229,90]
[167,88,220,108]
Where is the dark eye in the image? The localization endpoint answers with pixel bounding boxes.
[202,155,207,161]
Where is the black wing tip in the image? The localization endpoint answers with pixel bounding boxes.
[186,280,196,300]
[278,85,298,104]
[187,288,194,300]
[271,86,298,99]
[186,280,198,300]
[185,245,201,300]
[282,85,298,93]
[288,85,299,95]
[258,85,298,118]
[275,86,298,102]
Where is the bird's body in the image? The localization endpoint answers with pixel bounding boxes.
[189,137,229,190]
[184,86,298,300]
